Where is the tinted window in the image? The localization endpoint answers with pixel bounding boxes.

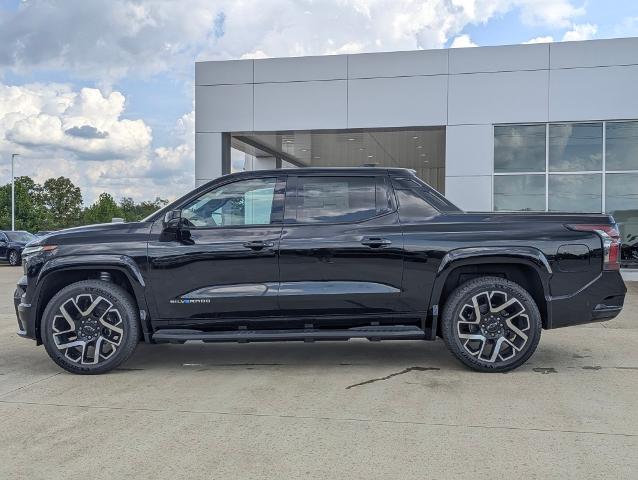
[606,121,638,171]
[494,125,546,173]
[395,189,438,221]
[549,123,602,172]
[548,174,602,212]
[606,173,638,266]
[295,176,378,223]
[392,177,460,212]
[494,175,546,211]
[182,178,277,228]
[6,231,34,242]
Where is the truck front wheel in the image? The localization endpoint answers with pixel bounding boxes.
[441,276,542,372]
[41,280,139,374]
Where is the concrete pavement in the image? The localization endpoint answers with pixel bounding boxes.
[0,265,636,479]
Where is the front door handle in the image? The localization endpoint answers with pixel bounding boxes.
[243,240,275,250]
[361,237,392,248]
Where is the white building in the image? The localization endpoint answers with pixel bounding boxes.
[195,37,638,266]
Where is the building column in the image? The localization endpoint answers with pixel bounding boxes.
[195,132,224,187]
[445,124,494,211]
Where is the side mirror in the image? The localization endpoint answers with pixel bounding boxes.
[163,209,182,230]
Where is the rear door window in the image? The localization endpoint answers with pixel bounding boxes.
[293,176,388,223]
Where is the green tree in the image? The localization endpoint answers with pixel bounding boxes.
[41,176,83,229]
[0,176,47,232]
[119,196,168,221]
[82,193,123,225]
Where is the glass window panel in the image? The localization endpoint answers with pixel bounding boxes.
[395,189,439,221]
[548,174,602,212]
[606,121,638,171]
[549,123,602,172]
[494,175,546,211]
[182,178,276,228]
[606,173,638,266]
[296,176,377,223]
[494,125,546,173]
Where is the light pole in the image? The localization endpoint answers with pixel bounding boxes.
[11,153,19,231]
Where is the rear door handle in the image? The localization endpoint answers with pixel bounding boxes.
[361,237,392,248]
[243,240,275,250]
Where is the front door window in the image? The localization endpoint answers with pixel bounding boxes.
[182,178,277,228]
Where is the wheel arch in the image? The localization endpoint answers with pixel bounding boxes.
[430,247,552,333]
[33,255,152,343]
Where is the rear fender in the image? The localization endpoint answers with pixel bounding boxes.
[427,246,552,338]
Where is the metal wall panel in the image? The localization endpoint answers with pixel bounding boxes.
[446,124,494,176]
[448,70,549,125]
[254,80,347,131]
[550,38,638,69]
[195,60,253,85]
[347,49,448,79]
[445,175,492,211]
[449,43,549,74]
[549,65,638,122]
[195,132,223,185]
[348,75,447,128]
[254,55,347,83]
[196,84,254,132]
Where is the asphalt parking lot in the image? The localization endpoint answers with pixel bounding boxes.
[0,265,636,479]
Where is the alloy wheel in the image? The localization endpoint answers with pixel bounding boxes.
[51,294,124,365]
[456,290,530,363]
[9,251,19,265]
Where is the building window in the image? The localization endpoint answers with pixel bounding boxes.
[494,125,546,173]
[493,120,638,266]
[606,121,638,171]
[549,123,602,172]
[494,175,545,211]
[548,174,602,213]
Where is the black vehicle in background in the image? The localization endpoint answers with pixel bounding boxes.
[14,168,627,374]
[0,230,35,266]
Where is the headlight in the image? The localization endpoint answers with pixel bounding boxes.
[22,245,57,256]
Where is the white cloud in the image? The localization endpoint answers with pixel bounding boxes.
[0,82,193,203]
[450,34,478,48]
[562,23,598,42]
[517,0,585,28]
[524,36,555,44]
[0,0,590,79]
[0,0,593,203]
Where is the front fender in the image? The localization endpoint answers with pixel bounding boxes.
[37,254,146,288]
[33,254,151,342]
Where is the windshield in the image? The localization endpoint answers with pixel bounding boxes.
[6,231,35,243]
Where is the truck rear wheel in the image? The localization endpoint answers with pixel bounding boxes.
[441,276,541,372]
[41,280,139,374]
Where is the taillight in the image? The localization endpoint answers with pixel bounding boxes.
[568,224,621,271]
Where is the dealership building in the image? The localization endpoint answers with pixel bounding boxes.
[195,36,638,266]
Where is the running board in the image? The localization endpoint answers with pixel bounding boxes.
[152,325,425,344]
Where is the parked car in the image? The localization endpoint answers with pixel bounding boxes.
[35,230,54,237]
[14,168,627,374]
[0,230,35,266]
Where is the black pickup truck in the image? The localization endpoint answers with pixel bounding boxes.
[15,168,627,374]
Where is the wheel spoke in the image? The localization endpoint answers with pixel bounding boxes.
[457,288,531,364]
[51,293,125,367]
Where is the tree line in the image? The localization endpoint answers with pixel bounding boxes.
[0,176,169,232]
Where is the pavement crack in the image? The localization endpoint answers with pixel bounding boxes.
[345,366,439,389]
[1,399,635,438]
[532,367,557,374]
[0,372,61,398]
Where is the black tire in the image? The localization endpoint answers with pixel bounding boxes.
[41,280,139,374]
[441,276,542,373]
[8,250,21,266]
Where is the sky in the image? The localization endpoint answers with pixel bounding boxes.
[0,0,637,205]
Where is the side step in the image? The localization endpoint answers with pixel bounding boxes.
[152,325,425,344]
